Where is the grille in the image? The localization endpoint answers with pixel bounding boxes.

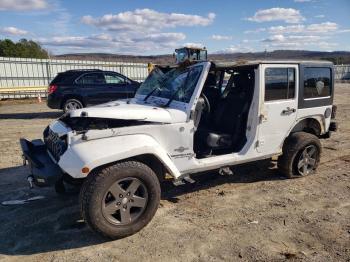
[44,128,67,161]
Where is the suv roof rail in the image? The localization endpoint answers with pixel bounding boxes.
[65,69,103,72]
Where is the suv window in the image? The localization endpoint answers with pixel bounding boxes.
[265,68,295,101]
[50,72,77,84]
[303,67,331,98]
[76,73,106,85]
[104,73,125,84]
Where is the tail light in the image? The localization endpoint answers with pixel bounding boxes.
[48,84,57,94]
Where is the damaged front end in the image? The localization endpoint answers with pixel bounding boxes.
[20,112,160,188]
[59,114,150,132]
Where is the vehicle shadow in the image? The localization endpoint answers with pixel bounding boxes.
[161,160,285,202]
[0,111,62,120]
[0,160,284,256]
[0,165,105,256]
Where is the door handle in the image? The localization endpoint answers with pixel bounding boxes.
[282,107,296,115]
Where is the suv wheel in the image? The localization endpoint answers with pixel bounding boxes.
[63,99,83,112]
[278,132,321,178]
[80,161,161,239]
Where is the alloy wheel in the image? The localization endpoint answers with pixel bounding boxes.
[297,145,318,176]
[102,177,148,225]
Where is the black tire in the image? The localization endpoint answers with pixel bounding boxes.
[62,98,83,113]
[80,161,161,239]
[278,132,321,178]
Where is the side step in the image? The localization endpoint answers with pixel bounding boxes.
[173,175,195,186]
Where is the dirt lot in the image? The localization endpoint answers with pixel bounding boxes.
[0,84,349,262]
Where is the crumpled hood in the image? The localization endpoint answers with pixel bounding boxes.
[69,100,186,123]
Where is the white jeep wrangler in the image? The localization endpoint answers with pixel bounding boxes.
[20,60,337,239]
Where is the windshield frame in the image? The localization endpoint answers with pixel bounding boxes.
[134,62,209,111]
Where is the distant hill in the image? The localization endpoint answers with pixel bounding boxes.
[54,50,350,65]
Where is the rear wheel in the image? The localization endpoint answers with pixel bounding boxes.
[63,99,83,113]
[80,161,161,239]
[278,132,321,178]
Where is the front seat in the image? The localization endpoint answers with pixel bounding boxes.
[206,73,252,150]
[202,73,221,112]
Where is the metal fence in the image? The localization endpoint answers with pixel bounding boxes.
[0,57,149,98]
[0,56,349,99]
[334,65,350,81]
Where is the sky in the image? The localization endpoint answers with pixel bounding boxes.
[0,0,349,55]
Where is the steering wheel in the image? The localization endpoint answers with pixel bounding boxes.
[200,93,211,113]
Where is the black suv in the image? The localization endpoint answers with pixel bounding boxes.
[47,69,140,112]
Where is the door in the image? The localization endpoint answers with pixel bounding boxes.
[257,64,298,154]
[75,72,109,105]
[104,72,135,100]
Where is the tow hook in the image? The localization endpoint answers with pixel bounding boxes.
[27,175,34,189]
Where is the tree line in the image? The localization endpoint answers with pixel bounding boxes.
[0,39,49,59]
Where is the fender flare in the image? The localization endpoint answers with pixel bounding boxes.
[290,116,325,135]
[58,134,181,179]
[280,115,325,151]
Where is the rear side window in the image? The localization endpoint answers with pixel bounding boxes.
[265,68,295,101]
[50,73,76,84]
[104,73,125,84]
[76,73,106,85]
[303,67,331,98]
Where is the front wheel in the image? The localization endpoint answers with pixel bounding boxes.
[278,132,321,178]
[80,161,161,239]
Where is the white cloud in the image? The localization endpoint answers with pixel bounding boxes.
[268,22,338,34]
[133,33,186,43]
[183,43,204,49]
[1,26,28,35]
[0,0,47,11]
[211,34,232,40]
[244,28,266,34]
[262,34,324,43]
[307,22,338,33]
[261,34,338,50]
[38,32,186,53]
[318,42,338,49]
[82,9,215,33]
[315,14,325,18]
[247,8,305,24]
[338,29,350,33]
[215,44,254,54]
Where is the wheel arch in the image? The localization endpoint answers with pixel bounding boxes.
[290,116,324,136]
[84,153,174,185]
[60,94,85,109]
[280,116,324,151]
[133,154,169,182]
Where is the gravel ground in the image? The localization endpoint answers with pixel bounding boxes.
[0,84,349,262]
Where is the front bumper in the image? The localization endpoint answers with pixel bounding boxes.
[20,138,63,187]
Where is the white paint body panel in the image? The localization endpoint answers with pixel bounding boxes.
[257,64,299,155]
[46,62,333,180]
[70,100,188,124]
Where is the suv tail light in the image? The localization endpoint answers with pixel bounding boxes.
[48,84,57,94]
